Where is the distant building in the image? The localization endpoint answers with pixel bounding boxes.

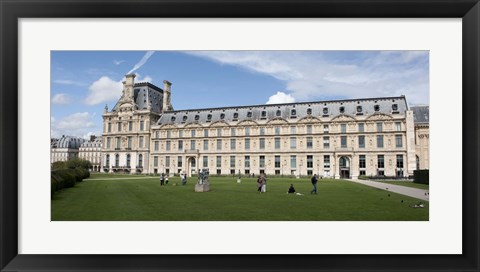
[411,106,429,170]
[79,136,102,171]
[101,74,429,179]
[51,135,85,163]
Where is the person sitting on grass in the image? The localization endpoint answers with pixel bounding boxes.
[287,184,296,194]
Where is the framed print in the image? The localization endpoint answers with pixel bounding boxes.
[1,0,479,271]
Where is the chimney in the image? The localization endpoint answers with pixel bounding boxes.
[90,135,96,142]
[162,80,172,112]
[122,74,136,99]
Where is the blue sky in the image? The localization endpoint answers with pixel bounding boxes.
[51,51,429,139]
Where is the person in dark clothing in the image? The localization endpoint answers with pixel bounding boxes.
[160,173,165,186]
[288,184,296,194]
[311,174,318,194]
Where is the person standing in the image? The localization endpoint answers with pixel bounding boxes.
[311,174,318,194]
[256,176,262,192]
[181,173,187,186]
[160,173,165,186]
[165,174,169,185]
[260,174,267,193]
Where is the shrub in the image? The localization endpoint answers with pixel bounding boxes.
[358,175,369,180]
[414,170,429,184]
[51,168,90,198]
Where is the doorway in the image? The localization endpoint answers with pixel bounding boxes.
[339,156,350,179]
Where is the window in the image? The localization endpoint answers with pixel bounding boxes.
[245,138,250,150]
[396,155,404,168]
[259,138,265,149]
[260,127,265,136]
[190,140,196,150]
[275,127,280,135]
[323,107,329,115]
[247,111,252,118]
[107,123,111,132]
[216,156,221,168]
[179,130,183,138]
[220,113,225,119]
[166,156,170,167]
[204,129,209,137]
[359,155,366,168]
[341,124,347,133]
[117,122,121,132]
[217,128,222,137]
[230,156,236,168]
[323,136,330,148]
[306,137,313,149]
[340,136,347,148]
[140,121,144,131]
[377,122,383,132]
[105,155,110,167]
[166,140,171,151]
[116,137,121,149]
[323,125,329,133]
[245,156,250,168]
[276,110,281,116]
[377,155,385,168]
[203,156,208,168]
[182,115,188,122]
[178,140,183,151]
[115,154,120,167]
[191,130,196,137]
[374,105,380,111]
[154,141,159,151]
[307,155,313,168]
[358,123,365,132]
[178,156,182,168]
[261,111,266,118]
[195,114,200,121]
[217,139,222,150]
[307,125,312,134]
[290,137,297,149]
[275,156,281,168]
[395,122,401,131]
[392,104,398,111]
[138,154,143,167]
[395,135,403,148]
[307,108,312,115]
[207,114,212,121]
[245,127,250,136]
[203,140,208,150]
[171,116,176,122]
[231,128,236,136]
[153,156,158,167]
[127,137,132,149]
[358,135,365,148]
[230,139,236,150]
[126,154,131,167]
[377,135,384,148]
[290,155,297,168]
[259,156,265,168]
[233,113,238,120]
[106,137,111,148]
[290,126,296,134]
[357,106,362,113]
[274,137,281,149]
[339,106,345,113]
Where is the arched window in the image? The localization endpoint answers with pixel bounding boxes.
[194,115,200,121]
[247,111,252,118]
[182,115,188,122]
[233,112,239,119]
[307,108,312,115]
[374,105,380,112]
[392,104,398,111]
[171,116,176,122]
[220,113,225,119]
[291,109,296,116]
[261,111,266,118]
[339,106,345,113]
[323,107,329,114]
[138,154,143,167]
[357,106,362,113]
[207,114,212,121]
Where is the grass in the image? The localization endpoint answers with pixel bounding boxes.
[51,173,429,221]
[371,180,429,190]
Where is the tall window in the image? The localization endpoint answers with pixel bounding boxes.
[231,128,236,136]
[275,156,281,168]
[324,155,330,168]
[395,122,401,131]
[323,136,330,148]
[154,141,159,151]
[377,155,385,168]
[359,155,366,168]
[259,127,265,136]
[216,156,222,168]
[340,136,347,148]
[275,137,281,149]
[230,156,236,168]
[166,140,171,151]
[153,156,158,167]
[138,154,143,167]
[259,156,265,168]
[244,138,250,150]
[358,123,365,132]
[291,126,296,134]
[191,130,196,137]
[117,122,121,132]
[126,154,131,167]
[307,125,312,134]
[230,139,236,150]
[245,127,250,136]
[106,137,111,148]
[290,137,297,149]
[259,138,265,149]
[177,156,182,168]
[203,140,208,150]
[179,130,183,138]
[290,155,297,168]
[395,135,403,148]
[139,136,144,148]
[116,137,121,149]
[245,156,250,168]
[377,122,383,132]
[307,155,313,168]
[341,124,347,133]
[216,139,222,150]
[377,135,384,148]
[217,128,222,137]
[165,156,170,168]
[140,121,144,131]
[203,156,208,168]
[323,125,329,133]
[105,155,110,167]
[107,123,111,132]
[128,121,133,131]
[204,129,209,137]
[127,137,132,149]
[396,155,404,168]
[115,154,119,167]
[358,135,365,148]
[178,140,183,151]
[306,137,313,149]
[190,140,196,150]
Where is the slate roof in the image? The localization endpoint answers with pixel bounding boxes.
[112,82,164,114]
[81,137,102,148]
[157,96,408,126]
[54,136,85,149]
[410,105,429,124]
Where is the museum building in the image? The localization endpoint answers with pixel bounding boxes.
[101,74,426,179]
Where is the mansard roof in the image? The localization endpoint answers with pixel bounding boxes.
[156,96,408,126]
[81,137,102,148]
[410,105,429,124]
[111,82,164,114]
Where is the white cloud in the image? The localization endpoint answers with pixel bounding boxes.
[51,112,99,138]
[127,51,155,74]
[113,59,125,65]
[53,79,85,86]
[266,92,296,104]
[84,76,123,105]
[51,93,72,105]
[187,51,429,105]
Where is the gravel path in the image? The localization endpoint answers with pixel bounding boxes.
[349,179,429,201]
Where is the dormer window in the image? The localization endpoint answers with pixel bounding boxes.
[183,115,188,122]
[339,106,345,114]
[247,111,252,118]
[233,112,239,119]
[194,115,200,121]
[276,110,281,117]
[207,114,212,121]
[307,108,312,115]
[171,116,176,122]
[261,111,266,118]
[291,109,297,117]
[392,104,398,111]
[357,106,362,113]
[374,105,380,112]
[323,107,328,114]
[220,113,225,120]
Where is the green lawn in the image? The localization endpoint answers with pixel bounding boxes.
[372,180,429,190]
[51,173,429,221]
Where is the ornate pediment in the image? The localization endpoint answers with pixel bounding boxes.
[159,123,178,130]
[331,114,357,122]
[237,120,258,126]
[297,116,321,124]
[366,113,393,121]
[266,118,289,125]
[209,120,229,127]
[184,122,203,129]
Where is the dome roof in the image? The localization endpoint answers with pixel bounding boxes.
[56,136,85,149]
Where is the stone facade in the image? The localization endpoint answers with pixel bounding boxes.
[79,136,102,171]
[411,106,429,170]
[51,135,85,163]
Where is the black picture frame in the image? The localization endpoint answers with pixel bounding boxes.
[1,0,479,271]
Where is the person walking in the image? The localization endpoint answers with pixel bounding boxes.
[181,173,187,186]
[160,173,165,186]
[260,174,267,193]
[256,176,262,192]
[311,174,318,194]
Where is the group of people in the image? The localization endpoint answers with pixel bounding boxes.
[287,174,319,195]
[159,173,169,186]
